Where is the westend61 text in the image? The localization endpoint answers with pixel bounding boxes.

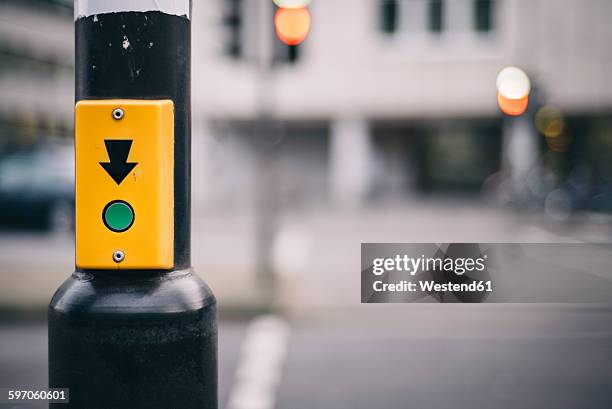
[372,280,493,293]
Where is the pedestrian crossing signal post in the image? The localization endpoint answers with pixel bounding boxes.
[48,2,217,408]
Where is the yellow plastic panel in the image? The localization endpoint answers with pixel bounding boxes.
[75,99,174,269]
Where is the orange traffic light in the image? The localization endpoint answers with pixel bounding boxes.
[274,7,311,46]
[497,92,529,116]
[496,66,531,116]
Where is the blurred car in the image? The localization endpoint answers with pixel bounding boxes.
[0,142,74,232]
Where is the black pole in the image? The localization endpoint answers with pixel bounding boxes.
[48,2,217,408]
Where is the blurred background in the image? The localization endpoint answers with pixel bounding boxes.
[1,0,612,408]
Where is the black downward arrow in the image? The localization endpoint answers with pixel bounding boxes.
[100,140,138,185]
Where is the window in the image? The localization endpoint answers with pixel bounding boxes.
[6,0,72,16]
[378,0,445,36]
[474,0,494,32]
[223,0,243,58]
[0,46,69,79]
[380,0,399,34]
[428,0,444,34]
[379,0,497,38]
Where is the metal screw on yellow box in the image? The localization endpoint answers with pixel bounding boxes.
[112,250,125,263]
[48,2,217,409]
[112,107,124,120]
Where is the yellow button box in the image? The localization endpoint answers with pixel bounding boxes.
[75,100,174,269]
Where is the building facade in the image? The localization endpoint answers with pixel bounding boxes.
[1,0,611,212]
[0,0,73,152]
[192,0,612,212]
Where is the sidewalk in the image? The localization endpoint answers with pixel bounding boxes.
[0,201,610,311]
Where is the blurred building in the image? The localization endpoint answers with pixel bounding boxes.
[0,0,73,153]
[1,0,610,211]
[192,0,612,213]
[0,0,611,309]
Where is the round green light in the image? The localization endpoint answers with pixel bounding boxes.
[103,200,134,232]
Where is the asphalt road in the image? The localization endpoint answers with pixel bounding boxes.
[279,307,612,409]
[1,306,612,409]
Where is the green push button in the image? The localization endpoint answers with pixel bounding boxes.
[103,200,134,232]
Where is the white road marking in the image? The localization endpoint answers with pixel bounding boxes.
[226,315,291,409]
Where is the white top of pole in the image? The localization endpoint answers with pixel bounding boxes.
[75,0,190,20]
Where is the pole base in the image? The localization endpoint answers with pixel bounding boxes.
[48,269,217,409]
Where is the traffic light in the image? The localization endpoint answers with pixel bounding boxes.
[274,0,312,46]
